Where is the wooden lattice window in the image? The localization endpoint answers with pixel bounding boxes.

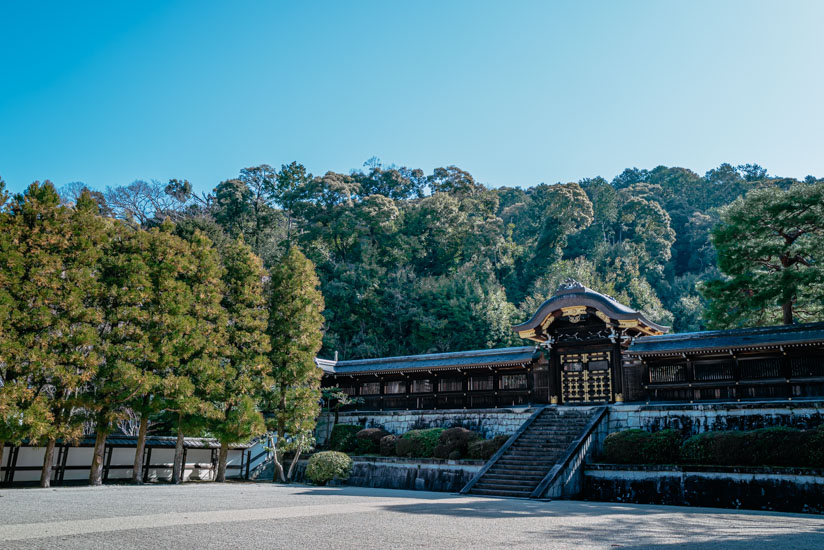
[360,382,380,395]
[469,376,493,391]
[499,374,528,390]
[438,378,462,392]
[384,381,406,394]
[411,379,433,393]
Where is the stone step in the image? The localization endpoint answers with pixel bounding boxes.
[473,483,537,492]
[470,488,533,498]
[481,473,546,482]
[488,465,551,475]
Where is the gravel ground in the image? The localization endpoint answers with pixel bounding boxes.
[1,483,822,550]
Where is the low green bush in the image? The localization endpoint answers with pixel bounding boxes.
[468,434,510,460]
[328,424,361,453]
[380,434,399,456]
[602,429,681,464]
[433,427,481,459]
[808,425,824,467]
[305,451,353,486]
[354,428,390,455]
[395,428,444,458]
[603,426,824,467]
[681,427,810,467]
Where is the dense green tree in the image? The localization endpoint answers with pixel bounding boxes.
[86,221,155,486]
[0,179,53,476]
[264,247,325,482]
[2,183,107,487]
[702,181,824,327]
[168,228,227,484]
[211,238,270,482]
[273,162,313,244]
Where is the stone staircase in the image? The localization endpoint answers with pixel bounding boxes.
[466,408,596,498]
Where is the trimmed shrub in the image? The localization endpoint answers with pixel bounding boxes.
[602,430,651,464]
[380,434,399,456]
[681,427,810,467]
[433,427,481,459]
[305,451,353,486]
[395,428,445,458]
[808,425,824,467]
[468,434,510,460]
[354,428,390,455]
[602,429,681,464]
[328,424,361,453]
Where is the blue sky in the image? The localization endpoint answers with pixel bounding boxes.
[1,1,823,195]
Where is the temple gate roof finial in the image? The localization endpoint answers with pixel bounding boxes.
[557,278,585,292]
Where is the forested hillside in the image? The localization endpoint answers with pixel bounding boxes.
[63,161,821,360]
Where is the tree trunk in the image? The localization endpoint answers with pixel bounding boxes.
[216,441,229,482]
[172,420,185,484]
[89,429,108,486]
[286,447,302,482]
[40,438,56,488]
[270,435,285,483]
[132,414,149,484]
[0,440,5,480]
[782,300,794,325]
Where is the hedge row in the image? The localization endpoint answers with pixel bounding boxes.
[601,426,824,467]
[327,424,509,460]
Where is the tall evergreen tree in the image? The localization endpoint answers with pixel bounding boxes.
[0,179,53,475]
[212,238,269,482]
[168,227,226,484]
[264,247,325,482]
[3,184,107,487]
[127,221,200,484]
[86,222,155,486]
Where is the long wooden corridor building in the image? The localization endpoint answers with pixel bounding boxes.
[319,280,824,409]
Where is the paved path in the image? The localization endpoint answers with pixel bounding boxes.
[1,483,822,549]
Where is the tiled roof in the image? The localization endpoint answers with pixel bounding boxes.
[512,283,669,335]
[317,346,539,375]
[628,322,824,356]
[18,434,253,450]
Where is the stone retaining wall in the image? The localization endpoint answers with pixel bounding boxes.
[607,400,824,436]
[346,456,483,493]
[584,464,824,514]
[258,456,482,493]
[316,407,538,445]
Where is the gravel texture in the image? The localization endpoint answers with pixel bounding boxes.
[1,483,822,549]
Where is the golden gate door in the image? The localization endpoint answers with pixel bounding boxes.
[560,351,612,403]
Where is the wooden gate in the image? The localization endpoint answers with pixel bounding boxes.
[560,351,612,403]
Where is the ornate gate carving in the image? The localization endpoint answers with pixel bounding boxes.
[560,351,612,403]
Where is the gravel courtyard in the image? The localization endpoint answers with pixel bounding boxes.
[1,483,822,550]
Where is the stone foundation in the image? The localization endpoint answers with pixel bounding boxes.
[607,400,824,436]
[316,407,538,445]
[584,464,824,514]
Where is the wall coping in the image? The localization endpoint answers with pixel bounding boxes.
[348,455,485,466]
[586,463,824,476]
[610,399,824,412]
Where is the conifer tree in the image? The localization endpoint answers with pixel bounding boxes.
[211,238,269,482]
[0,179,50,474]
[168,228,226,484]
[703,181,824,327]
[86,222,154,486]
[264,247,324,482]
[127,221,197,484]
[3,184,107,487]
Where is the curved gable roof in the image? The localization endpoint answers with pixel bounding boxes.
[513,280,669,341]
